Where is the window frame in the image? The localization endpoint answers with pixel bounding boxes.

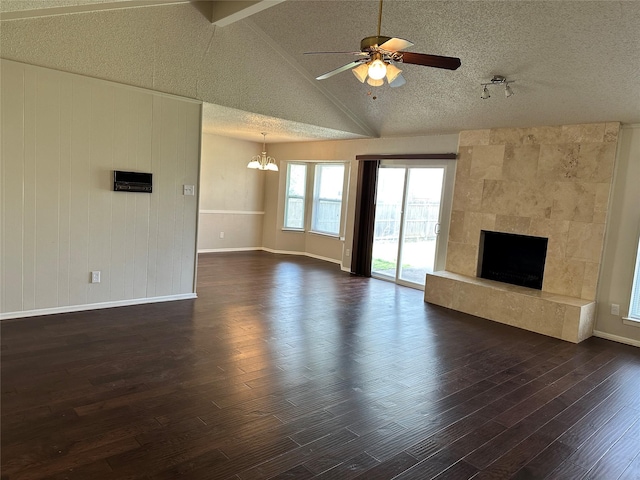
[626,235,640,322]
[281,161,348,237]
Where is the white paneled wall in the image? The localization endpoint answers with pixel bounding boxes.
[1,60,201,318]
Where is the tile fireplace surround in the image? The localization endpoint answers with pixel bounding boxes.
[425,122,619,343]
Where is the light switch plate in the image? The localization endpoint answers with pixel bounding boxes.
[183,185,195,196]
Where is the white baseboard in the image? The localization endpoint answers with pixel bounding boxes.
[261,247,342,266]
[341,265,351,273]
[198,247,262,253]
[0,293,198,321]
[592,330,640,348]
[198,247,347,269]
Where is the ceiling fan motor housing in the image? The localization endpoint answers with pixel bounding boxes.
[361,36,392,51]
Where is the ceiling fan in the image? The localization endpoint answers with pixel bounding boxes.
[306,0,461,87]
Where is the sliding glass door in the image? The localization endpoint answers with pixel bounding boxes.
[371,165,446,288]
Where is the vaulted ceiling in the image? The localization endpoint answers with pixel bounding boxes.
[2,0,639,143]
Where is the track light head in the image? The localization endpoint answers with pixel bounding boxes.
[505,83,513,98]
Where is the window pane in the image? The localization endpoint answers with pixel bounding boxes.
[317,164,344,200]
[285,198,304,229]
[629,237,640,320]
[284,163,307,229]
[312,164,345,235]
[314,200,342,235]
[288,164,306,197]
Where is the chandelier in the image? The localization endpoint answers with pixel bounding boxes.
[247,132,278,171]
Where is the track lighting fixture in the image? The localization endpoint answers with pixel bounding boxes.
[480,75,515,99]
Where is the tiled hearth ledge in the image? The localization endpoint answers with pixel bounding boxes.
[424,271,595,343]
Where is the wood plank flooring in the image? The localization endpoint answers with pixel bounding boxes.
[2,251,640,479]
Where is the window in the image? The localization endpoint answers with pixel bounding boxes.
[628,236,640,320]
[312,163,345,236]
[284,163,307,229]
[283,161,347,236]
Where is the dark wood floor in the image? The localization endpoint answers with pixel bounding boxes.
[2,252,640,480]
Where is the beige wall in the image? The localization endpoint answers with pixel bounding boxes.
[448,123,619,301]
[1,60,201,317]
[198,134,265,251]
[595,125,640,345]
[264,135,460,268]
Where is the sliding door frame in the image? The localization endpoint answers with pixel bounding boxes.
[351,153,457,279]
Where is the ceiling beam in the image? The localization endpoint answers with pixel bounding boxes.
[210,0,286,27]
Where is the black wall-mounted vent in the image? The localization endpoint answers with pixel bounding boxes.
[113,170,152,193]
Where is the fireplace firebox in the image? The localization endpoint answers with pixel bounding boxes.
[478,231,548,290]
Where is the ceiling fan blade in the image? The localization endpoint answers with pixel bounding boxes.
[389,73,406,88]
[379,37,414,53]
[316,60,365,80]
[399,52,461,70]
[304,51,367,56]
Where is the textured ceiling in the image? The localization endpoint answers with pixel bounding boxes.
[2,0,639,143]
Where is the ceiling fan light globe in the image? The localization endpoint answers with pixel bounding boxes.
[385,63,402,83]
[368,58,387,80]
[389,74,406,88]
[367,77,384,87]
[352,63,369,83]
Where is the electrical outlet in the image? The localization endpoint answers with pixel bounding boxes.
[219,232,225,239]
[91,271,101,283]
[611,303,620,316]
[183,185,195,196]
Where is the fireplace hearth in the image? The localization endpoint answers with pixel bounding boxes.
[478,231,548,290]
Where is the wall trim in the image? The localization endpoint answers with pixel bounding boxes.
[199,247,263,253]
[0,294,197,321]
[199,210,265,215]
[262,247,342,265]
[592,330,640,348]
[198,246,343,267]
